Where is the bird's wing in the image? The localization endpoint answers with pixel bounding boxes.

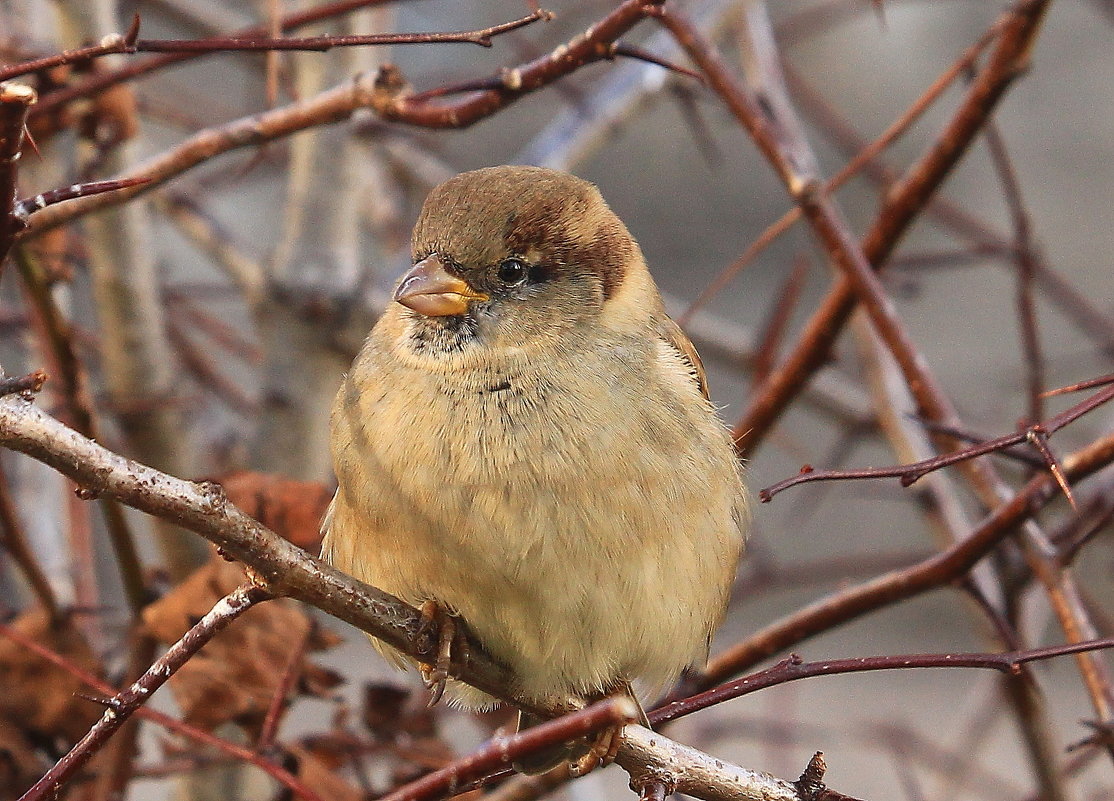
[657,315,709,401]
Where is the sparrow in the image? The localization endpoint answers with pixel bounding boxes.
[322,165,747,771]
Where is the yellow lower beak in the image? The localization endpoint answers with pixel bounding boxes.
[394,255,488,317]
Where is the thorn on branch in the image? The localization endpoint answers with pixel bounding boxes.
[1025,427,1076,510]
[0,369,47,397]
[1042,372,1114,397]
[794,752,826,800]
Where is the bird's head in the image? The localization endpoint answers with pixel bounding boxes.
[393,166,642,351]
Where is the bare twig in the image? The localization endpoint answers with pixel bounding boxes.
[0,457,60,621]
[0,369,47,397]
[19,584,273,801]
[377,698,638,801]
[130,10,550,53]
[696,430,1114,687]
[29,0,416,120]
[0,16,140,81]
[0,617,329,801]
[760,381,1114,500]
[658,639,1114,726]
[0,82,36,263]
[13,177,151,222]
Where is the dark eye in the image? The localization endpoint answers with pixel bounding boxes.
[497,258,528,285]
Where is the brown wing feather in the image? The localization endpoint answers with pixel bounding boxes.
[657,315,709,401]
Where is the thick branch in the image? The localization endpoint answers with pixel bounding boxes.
[0,392,518,702]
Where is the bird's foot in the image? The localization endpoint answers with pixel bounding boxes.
[569,724,623,776]
[569,682,646,776]
[416,600,468,706]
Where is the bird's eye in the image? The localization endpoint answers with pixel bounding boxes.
[497,258,529,285]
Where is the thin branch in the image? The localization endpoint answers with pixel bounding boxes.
[0,82,36,264]
[0,617,329,801]
[695,430,1114,687]
[0,457,60,621]
[19,585,273,801]
[0,370,48,397]
[13,177,151,222]
[982,120,1045,422]
[377,698,639,801]
[658,639,1114,726]
[130,10,552,53]
[0,16,140,81]
[256,625,311,753]
[760,381,1114,500]
[1042,373,1114,397]
[29,0,413,120]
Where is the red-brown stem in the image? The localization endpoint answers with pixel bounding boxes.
[696,431,1114,687]
[726,0,1050,458]
[0,456,60,621]
[660,638,1114,726]
[760,382,1114,500]
[29,0,401,120]
[376,697,638,801]
[0,15,139,82]
[18,585,273,801]
[130,10,550,53]
[0,615,325,801]
[0,82,36,265]
[256,626,311,753]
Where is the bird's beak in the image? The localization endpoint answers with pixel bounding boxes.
[394,255,488,317]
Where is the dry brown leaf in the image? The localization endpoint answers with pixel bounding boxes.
[285,744,365,801]
[0,608,102,742]
[142,556,337,735]
[214,470,333,551]
[0,719,45,800]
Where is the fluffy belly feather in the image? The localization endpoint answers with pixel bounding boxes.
[324,344,744,706]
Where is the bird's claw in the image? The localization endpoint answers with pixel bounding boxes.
[569,724,622,776]
[417,600,460,707]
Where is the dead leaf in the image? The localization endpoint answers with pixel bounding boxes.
[142,556,338,736]
[212,470,333,551]
[286,744,365,801]
[0,719,45,800]
[0,608,102,742]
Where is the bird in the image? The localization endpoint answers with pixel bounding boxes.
[321,165,747,773]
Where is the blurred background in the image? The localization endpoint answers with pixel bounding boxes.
[1,1,1113,800]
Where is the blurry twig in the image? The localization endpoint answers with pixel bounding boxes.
[20,585,274,801]
[760,381,1114,500]
[727,0,1051,458]
[0,456,60,621]
[131,9,551,53]
[694,429,1114,687]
